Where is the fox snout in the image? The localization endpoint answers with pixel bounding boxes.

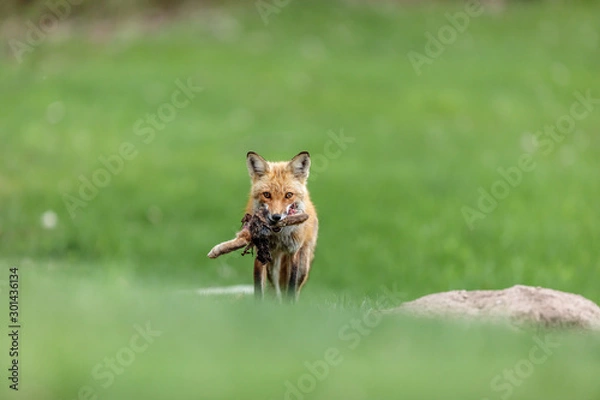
[269,214,283,223]
[267,213,286,233]
[268,204,301,224]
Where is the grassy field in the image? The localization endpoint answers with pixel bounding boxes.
[1,1,600,399]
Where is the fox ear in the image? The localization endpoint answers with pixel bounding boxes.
[288,151,311,180]
[247,151,269,179]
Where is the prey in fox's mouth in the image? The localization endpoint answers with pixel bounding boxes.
[269,203,302,233]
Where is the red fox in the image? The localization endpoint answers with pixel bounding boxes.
[245,151,318,301]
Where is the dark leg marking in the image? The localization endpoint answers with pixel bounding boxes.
[254,258,266,301]
[287,249,304,302]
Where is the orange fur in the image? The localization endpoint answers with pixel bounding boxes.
[245,151,318,301]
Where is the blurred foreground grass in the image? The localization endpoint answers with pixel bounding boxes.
[1,1,599,300]
[1,267,600,400]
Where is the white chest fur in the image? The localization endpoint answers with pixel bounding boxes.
[268,226,302,254]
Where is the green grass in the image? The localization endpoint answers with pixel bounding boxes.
[4,268,600,399]
[1,1,600,399]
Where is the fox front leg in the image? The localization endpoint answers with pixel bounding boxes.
[253,258,267,300]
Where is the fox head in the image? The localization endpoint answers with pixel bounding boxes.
[246,151,311,224]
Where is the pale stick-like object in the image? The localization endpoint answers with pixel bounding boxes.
[207,212,309,259]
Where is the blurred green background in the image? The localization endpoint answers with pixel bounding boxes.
[1,1,600,399]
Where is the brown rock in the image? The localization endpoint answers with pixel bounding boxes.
[387,285,600,330]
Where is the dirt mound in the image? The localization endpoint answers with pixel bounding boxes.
[388,285,600,330]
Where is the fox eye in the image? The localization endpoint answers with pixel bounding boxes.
[285,192,294,199]
[263,192,271,199]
